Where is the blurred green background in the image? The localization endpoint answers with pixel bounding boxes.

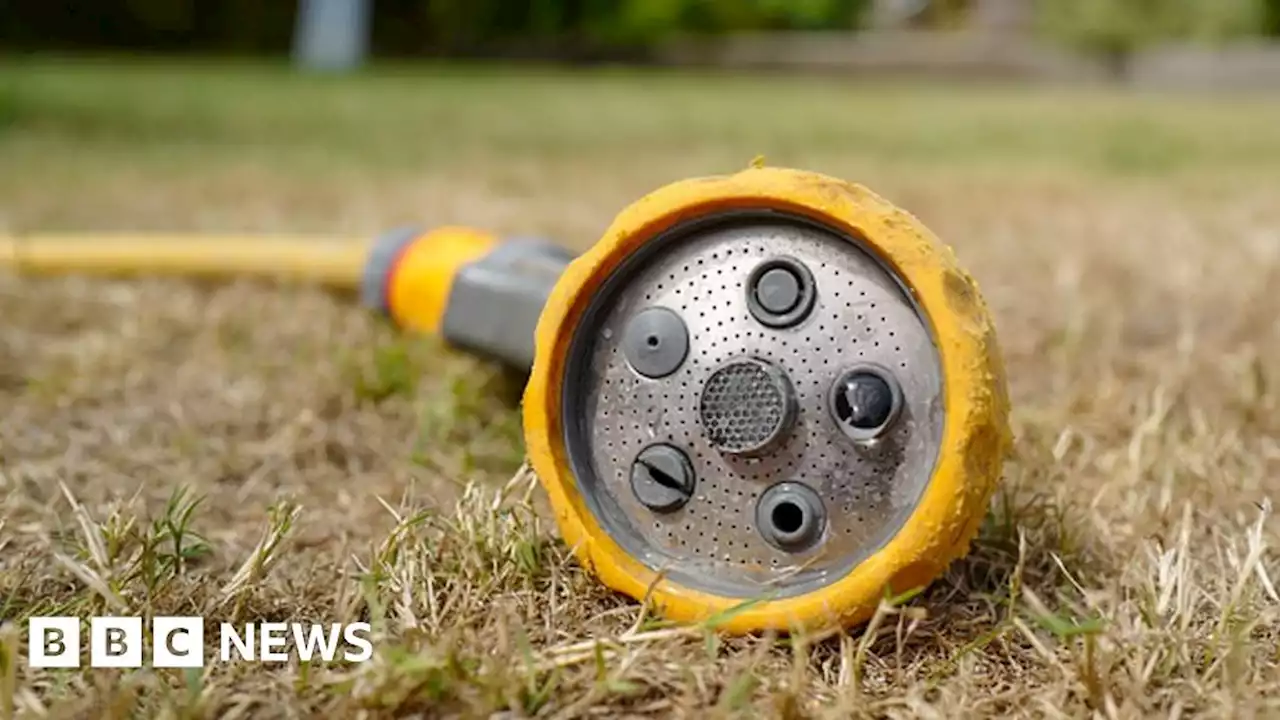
[5,0,1280,243]
[3,0,1279,60]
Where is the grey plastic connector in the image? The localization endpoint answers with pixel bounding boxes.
[439,238,575,371]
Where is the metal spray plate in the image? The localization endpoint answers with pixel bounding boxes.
[561,213,944,599]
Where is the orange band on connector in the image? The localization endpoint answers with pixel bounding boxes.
[385,227,499,334]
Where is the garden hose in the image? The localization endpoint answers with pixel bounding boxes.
[0,234,370,287]
[1,166,1011,634]
[0,227,572,368]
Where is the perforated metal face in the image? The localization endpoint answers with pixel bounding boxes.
[560,212,944,599]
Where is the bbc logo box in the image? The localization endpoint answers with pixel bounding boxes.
[27,617,374,667]
[28,616,204,668]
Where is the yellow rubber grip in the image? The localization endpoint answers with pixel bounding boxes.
[384,226,500,335]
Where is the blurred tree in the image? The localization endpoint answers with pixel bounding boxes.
[13,0,1274,61]
[971,0,1033,32]
[1039,0,1270,77]
[1263,0,1280,34]
[0,0,293,53]
[122,0,196,35]
[0,0,872,56]
[1178,0,1271,40]
[396,0,871,57]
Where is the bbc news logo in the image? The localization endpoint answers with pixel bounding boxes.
[27,617,373,668]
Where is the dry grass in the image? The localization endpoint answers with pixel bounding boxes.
[1,58,1279,718]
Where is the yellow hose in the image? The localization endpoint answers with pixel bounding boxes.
[0,234,370,289]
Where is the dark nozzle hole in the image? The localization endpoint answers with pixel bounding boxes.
[646,335,660,348]
[834,371,894,430]
[771,501,805,535]
[757,483,825,552]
